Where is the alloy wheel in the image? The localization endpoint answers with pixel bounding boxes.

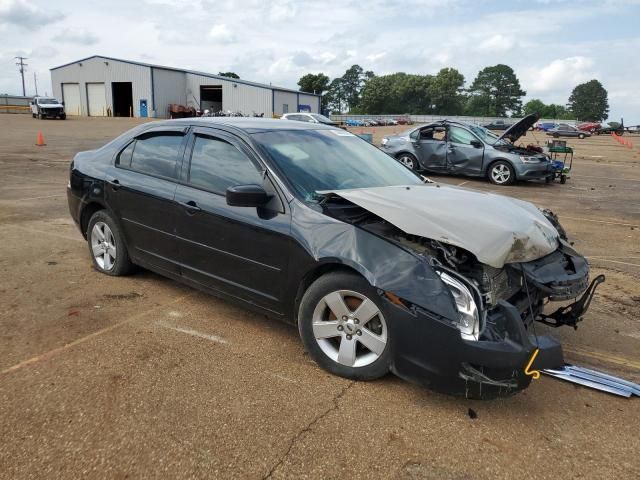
[91,221,117,270]
[311,290,388,368]
[491,164,511,184]
[398,155,416,169]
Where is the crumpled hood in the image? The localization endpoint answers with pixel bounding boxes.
[321,184,559,268]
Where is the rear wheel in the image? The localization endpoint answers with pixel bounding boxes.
[87,210,133,276]
[396,153,419,171]
[298,271,391,381]
[488,161,515,186]
[579,133,585,139]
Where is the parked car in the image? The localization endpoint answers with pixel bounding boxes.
[395,116,413,125]
[346,118,365,127]
[577,122,601,133]
[534,121,557,132]
[67,118,603,399]
[30,96,66,120]
[282,113,341,127]
[483,119,513,130]
[380,114,552,185]
[546,123,590,139]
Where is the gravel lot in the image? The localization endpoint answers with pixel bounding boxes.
[1,115,639,479]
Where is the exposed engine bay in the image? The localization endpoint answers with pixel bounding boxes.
[322,196,603,336]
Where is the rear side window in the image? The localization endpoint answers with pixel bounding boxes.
[188,135,263,194]
[129,133,183,179]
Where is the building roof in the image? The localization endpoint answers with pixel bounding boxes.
[50,55,320,97]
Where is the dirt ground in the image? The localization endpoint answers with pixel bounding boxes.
[1,115,639,479]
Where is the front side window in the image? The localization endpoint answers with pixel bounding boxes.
[129,133,183,178]
[188,135,263,194]
[448,126,477,145]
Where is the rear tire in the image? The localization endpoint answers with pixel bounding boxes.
[488,161,515,186]
[298,271,392,381]
[87,210,134,276]
[396,153,419,171]
[579,133,585,139]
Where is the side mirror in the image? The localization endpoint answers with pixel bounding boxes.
[470,140,483,148]
[226,184,271,207]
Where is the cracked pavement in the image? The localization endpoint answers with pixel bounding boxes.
[1,116,639,479]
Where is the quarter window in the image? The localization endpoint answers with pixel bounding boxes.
[128,133,183,178]
[188,135,263,194]
[117,141,135,168]
[448,126,477,145]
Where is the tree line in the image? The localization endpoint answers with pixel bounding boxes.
[297,66,609,122]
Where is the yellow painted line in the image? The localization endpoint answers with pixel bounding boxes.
[1,293,194,376]
[564,346,640,371]
[560,216,639,228]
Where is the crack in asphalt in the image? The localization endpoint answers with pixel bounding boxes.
[263,381,355,479]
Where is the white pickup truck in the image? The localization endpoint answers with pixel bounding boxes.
[30,96,66,120]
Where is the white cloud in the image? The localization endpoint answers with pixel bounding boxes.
[208,23,236,44]
[366,52,387,63]
[525,56,596,93]
[0,0,61,30]
[53,29,99,45]
[478,34,516,52]
[268,0,297,21]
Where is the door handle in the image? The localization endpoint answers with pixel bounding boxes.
[178,200,202,214]
[108,179,120,190]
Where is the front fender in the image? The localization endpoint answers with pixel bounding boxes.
[287,200,458,321]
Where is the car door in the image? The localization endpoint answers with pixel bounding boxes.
[446,126,485,175]
[414,127,447,170]
[105,126,188,275]
[174,127,290,314]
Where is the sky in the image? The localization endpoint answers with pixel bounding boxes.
[1,0,639,123]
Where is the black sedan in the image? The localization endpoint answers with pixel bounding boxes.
[67,118,603,399]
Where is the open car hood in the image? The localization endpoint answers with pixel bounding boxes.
[495,113,539,144]
[320,184,559,268]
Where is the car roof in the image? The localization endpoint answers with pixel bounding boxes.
[143,117,334,133]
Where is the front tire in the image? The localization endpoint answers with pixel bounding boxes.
[579,133,585,139]
[298,271,392,381]
[396,153,419,171]
[87,210,133,276]
[488,161,515,185]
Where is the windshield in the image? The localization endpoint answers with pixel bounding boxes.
[468,124,509,146]
[310,114,334,123]
[37,98,59,105]
[253,129,423,201]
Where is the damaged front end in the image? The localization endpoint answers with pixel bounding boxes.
[319,191,604,399]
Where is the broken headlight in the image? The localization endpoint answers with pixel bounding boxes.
[439,272,480,341]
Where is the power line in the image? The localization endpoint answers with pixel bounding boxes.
[15,56,28,96]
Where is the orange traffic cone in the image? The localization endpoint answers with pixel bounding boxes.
[36,131,46,146]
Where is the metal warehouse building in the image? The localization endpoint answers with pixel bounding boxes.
[50,55,321,118]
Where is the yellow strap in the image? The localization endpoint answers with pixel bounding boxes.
[524,348,541,379]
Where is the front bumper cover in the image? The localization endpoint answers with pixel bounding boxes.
[387,298,565,399]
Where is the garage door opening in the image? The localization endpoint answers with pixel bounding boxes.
[200,86,222,113]
[62,83,81,115]
[112,82,133,117]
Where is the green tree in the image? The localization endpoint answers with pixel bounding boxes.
[297,73,330,95]
[339,65,375,111]
[218,72,240,79]
[429,68,465,115]
[467,64,526,116]
[358,73,433,114]
[523,99,547,116]
[325,78,345,113]
[568,79,609,121]
[297,73,331,110]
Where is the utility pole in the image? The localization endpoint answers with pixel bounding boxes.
[15,56,28,96]
[34,72,38,96]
